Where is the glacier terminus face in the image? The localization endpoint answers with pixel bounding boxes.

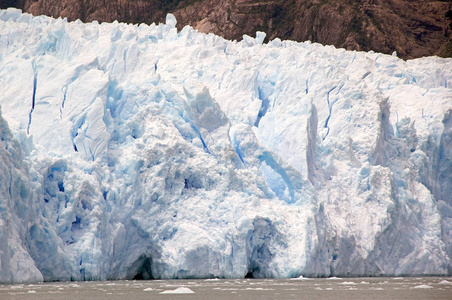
[0,8,451,283]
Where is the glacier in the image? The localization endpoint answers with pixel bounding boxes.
[0,8,451,282]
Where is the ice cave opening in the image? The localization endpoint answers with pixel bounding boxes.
[126,255,154,280]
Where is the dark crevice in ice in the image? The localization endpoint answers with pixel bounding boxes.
[254,87,270,127]
[323,84,343,141]
[60,86,67,119]
[70,114,87,153]
[27,63,38,135]
[190,124,210,154]
[323,87,336,140]
[230,130,245,165]
[234,143,246,165]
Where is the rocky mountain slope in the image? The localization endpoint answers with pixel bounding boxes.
[3,0,451,59]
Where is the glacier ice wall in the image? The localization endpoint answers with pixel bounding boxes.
[0,8,451,282]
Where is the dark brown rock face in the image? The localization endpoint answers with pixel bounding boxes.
[8,0,452,59]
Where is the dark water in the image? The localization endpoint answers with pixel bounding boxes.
[1,277,451,300]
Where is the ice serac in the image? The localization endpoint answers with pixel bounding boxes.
[0,8,451,283]
[0,108,42,283]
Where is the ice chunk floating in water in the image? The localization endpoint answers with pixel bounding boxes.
[160,287,195,294]
[0,8,451,283]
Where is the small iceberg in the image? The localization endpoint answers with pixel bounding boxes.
[289,275,311,280]
[412,285,433,289]
[160,287,195,294]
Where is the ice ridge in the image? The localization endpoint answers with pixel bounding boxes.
[0,8,451,282]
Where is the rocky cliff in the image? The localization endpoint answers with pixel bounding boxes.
[3,0,451,59]
[173,0,452,59]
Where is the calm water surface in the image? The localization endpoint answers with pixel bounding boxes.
[1,277,451,300]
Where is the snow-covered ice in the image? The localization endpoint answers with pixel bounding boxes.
[0,8,451,283]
